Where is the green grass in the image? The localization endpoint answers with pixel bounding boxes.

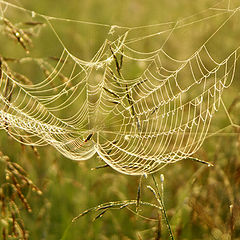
[1,130,239,239]
[0,0,240,239]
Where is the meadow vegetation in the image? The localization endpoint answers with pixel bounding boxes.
[0,0,240,239]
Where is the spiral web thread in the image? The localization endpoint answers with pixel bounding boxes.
[0,0,239,175]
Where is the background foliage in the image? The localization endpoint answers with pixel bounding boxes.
[0,0,240,239]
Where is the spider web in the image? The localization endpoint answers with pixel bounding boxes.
[0,0,239,175]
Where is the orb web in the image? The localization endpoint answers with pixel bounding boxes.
[0,0,239,175]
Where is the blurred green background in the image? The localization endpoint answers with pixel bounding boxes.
[0,0,240,239]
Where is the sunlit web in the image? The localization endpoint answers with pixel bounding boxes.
[0,0,239,175]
